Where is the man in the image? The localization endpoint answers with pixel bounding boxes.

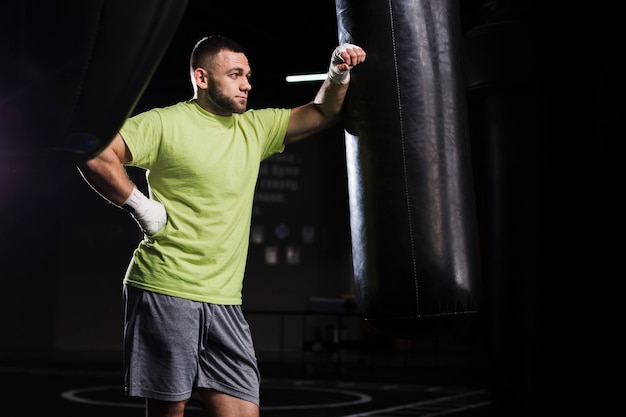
[78,35,366,417]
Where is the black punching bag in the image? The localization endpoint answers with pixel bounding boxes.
[336,0,481,338]
[0,0,188,163]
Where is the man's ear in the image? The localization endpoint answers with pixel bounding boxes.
[193,68,208,89]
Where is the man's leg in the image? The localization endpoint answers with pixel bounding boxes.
[196,388,259,417]
[146,398,189,417]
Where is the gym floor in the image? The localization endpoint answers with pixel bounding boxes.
[2,358,493,416]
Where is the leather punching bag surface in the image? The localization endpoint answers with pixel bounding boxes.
[336,0,481,338]
[0,0,189,163]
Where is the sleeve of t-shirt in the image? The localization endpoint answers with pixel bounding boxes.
[246,108,290,160]
[119,109,164,169]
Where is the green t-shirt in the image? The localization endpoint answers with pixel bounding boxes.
[120,100,290,304]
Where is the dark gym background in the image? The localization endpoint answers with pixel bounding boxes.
[0,0,619,415]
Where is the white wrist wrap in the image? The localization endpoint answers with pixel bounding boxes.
[122,187,146,213]
[328,44,355,84]
[123,187,167,235]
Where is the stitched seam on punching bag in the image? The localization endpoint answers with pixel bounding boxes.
[388,0,420,311]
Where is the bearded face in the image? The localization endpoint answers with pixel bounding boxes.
[207,73,247,114]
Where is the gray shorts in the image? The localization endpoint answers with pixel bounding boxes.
[123,284,260,404]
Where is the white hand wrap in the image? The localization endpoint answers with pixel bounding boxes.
[328,43,356,84]
[123,187,167,235]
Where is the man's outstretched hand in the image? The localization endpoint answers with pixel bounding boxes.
[328,43,367,84]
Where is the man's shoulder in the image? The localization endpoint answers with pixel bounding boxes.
[144,101,198,123]
[155,100,193,113]
[131,101,189,118]
[240,107,290,121]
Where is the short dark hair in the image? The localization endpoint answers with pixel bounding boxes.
[190,35,245,71]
